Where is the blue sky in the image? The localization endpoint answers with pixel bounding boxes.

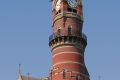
[0,0,120,80]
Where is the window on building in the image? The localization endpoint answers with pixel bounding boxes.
[63,69,66,79]
[68,26,72,35]
[73,9,77,13]
[58,28,61,36]
[67,8,72,12]
[67,8,77,13]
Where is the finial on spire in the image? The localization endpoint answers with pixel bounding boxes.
[19,64,22,75]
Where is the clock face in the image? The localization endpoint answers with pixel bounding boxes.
[56,0,61,11]
[67,0,77,8]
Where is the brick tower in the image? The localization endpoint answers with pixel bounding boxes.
[49,0,90,80]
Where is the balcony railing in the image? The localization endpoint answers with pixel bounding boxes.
[49,33,87,43]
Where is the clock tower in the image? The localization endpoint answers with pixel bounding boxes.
[49,0,90,80]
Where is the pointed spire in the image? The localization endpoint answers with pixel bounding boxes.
[27,72,30,80]
[19,64,22,75]
[18,64,23,80]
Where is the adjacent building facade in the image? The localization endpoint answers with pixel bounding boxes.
[18,0,90,80]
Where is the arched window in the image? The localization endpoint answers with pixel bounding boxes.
[68,26,72,35]
[58,28,61,36]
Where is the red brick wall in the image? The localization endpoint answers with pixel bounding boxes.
[50,0,89,80]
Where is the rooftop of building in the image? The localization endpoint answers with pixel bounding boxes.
[18,74,49,80]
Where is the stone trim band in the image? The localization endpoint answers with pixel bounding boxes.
[52,61,84,67]
[52,52,83,58]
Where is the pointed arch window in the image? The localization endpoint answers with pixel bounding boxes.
[68,26,72,35]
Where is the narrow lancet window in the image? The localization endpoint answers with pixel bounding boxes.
[68,26,72,35]
[58,28,61,36]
